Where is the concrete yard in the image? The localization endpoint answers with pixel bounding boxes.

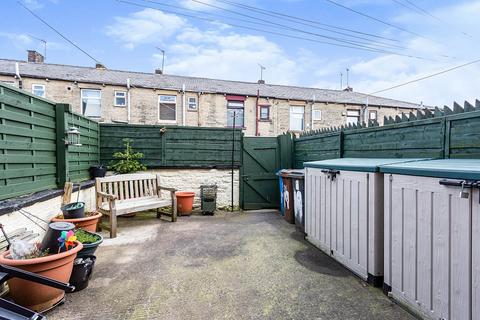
[49,211,415,320]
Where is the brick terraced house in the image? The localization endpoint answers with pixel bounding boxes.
[0,52,423,136]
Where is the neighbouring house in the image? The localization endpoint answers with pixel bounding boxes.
[0,51,423,136]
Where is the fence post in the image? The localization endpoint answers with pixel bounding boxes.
[443,118,451,159]
[338,131,344,158]
[55,103,69,187]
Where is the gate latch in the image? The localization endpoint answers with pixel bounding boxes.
[439,179,480,201]
[321,169,340,181]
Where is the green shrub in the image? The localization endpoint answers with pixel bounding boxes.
[109,138,147,174]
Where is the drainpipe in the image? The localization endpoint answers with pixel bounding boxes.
[127,78,131,123]
[255,89,260,136]
[182,83,186,126]
[197,92,201,127]
[311,94,316,130]
[15,62,22,89]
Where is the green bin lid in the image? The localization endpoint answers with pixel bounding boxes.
[379,159,480,179]
[304,158,428,173]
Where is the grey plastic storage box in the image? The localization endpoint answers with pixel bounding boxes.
[304,158,424,286]
[380,159,480,320]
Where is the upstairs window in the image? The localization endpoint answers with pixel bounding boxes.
[115,91,127,107]
[81,89,101,118]
[158,95,177,122]
[259,105,270,121]
[290,106,304,131]
[188,97,197,111]
[346,109,360,125]
[32,84,45,98]
[312,109,322,121]
[227,101,244,128]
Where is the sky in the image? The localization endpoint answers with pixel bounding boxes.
[1,0,479,107]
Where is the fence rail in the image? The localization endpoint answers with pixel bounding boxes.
[0,84,100,201]
[294,101,480,168]
[100,124,242,168]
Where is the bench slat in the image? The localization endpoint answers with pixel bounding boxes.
[119,181,124,200]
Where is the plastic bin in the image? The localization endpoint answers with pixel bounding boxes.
[379,159,480,320]
[304,158,424,285]
[279,170,304,224]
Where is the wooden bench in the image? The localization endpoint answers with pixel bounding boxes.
[95,173,177,238]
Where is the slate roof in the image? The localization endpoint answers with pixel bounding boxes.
[0,59,422,109]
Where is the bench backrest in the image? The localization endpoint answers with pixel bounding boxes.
[95,173,161,202]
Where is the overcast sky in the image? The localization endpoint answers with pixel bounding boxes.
[1,0,479,106]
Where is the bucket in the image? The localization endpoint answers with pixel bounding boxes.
[40,222,76,254]
[68,255,96,292]
[176,192,195,215]
[61,202,85,219]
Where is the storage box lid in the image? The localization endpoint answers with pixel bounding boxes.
[379,159,480,179]
[304,158,426,172]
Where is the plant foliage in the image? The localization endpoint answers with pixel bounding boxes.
[109,138,147,174]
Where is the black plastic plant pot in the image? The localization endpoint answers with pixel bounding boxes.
[90,165,107,179]
[61,202,85,219]
[68,255,96,292]
[77,232,104,259]
[40,222,76,254]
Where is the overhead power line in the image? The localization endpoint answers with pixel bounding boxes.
[394,0,473,39]
[189,0,407,52]
[369,57,480,94]
[322,0,424,38]
[17,1,101,64]
[118,0,431,60]
[144,0,402,50]
[212,0,401,43]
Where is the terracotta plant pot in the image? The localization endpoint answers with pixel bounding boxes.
[176,192,195,216]
[0,241,83,312]
[51,212,102,232]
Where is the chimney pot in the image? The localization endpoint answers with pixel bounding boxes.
[343,86,353,92]
[95,63,106,69]
[258,79,265,84]
[27,50,44,63]
[155,69,163,74]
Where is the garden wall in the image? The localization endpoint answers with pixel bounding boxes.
[0,185,95,240]
[149,168,239,207]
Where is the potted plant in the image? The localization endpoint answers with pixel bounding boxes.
[0,240,83,312]
[90,164,107,178]
[51,211,102,232]
[75,229,103,258]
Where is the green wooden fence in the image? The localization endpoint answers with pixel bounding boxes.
[0,84,99,201]
[100,124,242,168]
[294,102,480,168]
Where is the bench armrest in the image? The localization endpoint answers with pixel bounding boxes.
[97,191,117,200]
[158,186,177,192]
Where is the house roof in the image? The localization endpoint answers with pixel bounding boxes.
[0,59,422,109]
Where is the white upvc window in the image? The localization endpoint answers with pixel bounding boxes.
[188,97,197,111]
[312,109,322,121]
[32,84,45,98]
[158,95,177,122]
[114,91,127,107]
[290,106,305,131]
[81,89,102,118]
[346,109,360,125]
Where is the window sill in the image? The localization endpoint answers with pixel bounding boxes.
[259,119,271,122]
[114,105,126,108]
[158,120,177,124]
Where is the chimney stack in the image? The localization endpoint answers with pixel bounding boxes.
[343,86,353,92]
[95,63,106,69]
[27,50,44,63]
[257,79,265,84]
[155,68,163,75]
